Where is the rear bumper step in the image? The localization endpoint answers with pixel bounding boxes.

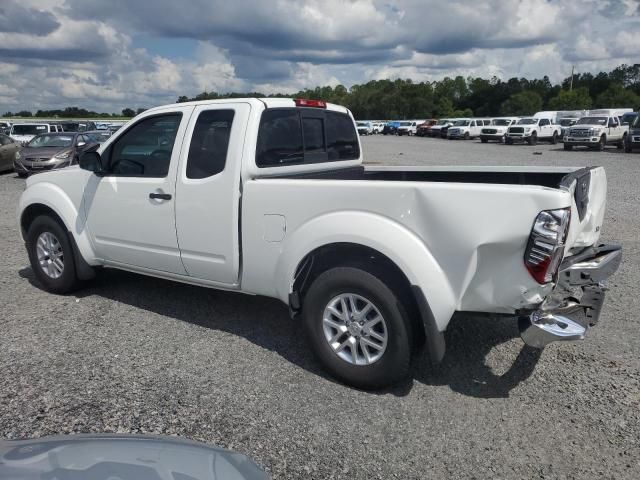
[519,244,622,348]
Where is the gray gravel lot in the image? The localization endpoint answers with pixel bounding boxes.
[1,136,639,479]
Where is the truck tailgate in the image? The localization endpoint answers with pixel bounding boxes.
[562,166,607,250]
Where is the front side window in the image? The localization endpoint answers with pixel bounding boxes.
[540,119,550,126]
[186,109,234,179]
[27,135,73,148]
[106,114,181,177]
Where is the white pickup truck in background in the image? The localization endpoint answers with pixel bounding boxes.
[18,98,621,389]
[506,116,561,145]
[564,109,632,151]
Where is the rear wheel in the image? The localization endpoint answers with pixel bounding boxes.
[302,267,413,389]
[26,215,80,294]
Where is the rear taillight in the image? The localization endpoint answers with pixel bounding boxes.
[525,208,571,284]
[294,98,327,108]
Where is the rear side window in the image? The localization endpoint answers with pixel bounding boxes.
[187,110,235,179]
[256,108,359,167]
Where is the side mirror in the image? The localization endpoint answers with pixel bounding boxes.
[77,141,86,147]
[79,150,104,175]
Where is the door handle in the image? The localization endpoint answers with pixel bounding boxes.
[149,192,172,200]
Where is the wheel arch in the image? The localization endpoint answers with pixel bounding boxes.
[19,183,98,273]
[275,211,457,360]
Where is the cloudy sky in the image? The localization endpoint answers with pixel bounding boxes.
[1,0,638,113]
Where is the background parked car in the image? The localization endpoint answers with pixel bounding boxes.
[480,117,519,143]
[9,123,56,144]
[416,119,437,137]
[0,122,11,135]
[382,121,400,135]
[84,130,112,145]
[0,134,20,173]
[559,118,579,140]
[356,121,374,135]
[397,120,419,136]
[59,121,97,132]
[428,119,453,137]
[625,113,640,153]
[13,132,90,177]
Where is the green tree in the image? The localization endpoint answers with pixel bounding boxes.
[17,110,33,117]
[547,87,592,110]
[121,108,136,117]
[595,84,640,109]
[500,91,542,115]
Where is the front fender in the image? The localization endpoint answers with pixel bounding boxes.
[18,181,98,266]
[275,211,457,332]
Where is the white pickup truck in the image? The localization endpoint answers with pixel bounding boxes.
[506,117,561,145]
[18,98,621,389]
[564,112,629,151]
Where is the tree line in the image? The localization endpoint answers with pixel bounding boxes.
[4,64,639,120]
[179,63,640,119]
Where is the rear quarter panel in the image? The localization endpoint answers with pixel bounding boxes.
[241,177,573,331]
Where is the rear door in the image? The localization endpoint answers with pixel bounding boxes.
[174,103,251,284]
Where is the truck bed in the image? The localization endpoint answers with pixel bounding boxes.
[274,165,587,189]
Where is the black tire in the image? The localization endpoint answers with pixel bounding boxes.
[17,172,28,178]
[26,215,80,294]
[464,132,470,140]
[625,141,632,153]
[480,138,488,143]
[505,137,513,145]
[550,132,558,144]
[597,135,606,151]
[564,144,573,151]
[302,267,413,390]
[617,135,626,149]
[528,132,538,146]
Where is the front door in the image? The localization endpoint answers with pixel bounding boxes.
[83,107,193,274]
[174,103,251,285]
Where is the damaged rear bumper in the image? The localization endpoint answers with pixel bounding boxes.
[519,244,622,348]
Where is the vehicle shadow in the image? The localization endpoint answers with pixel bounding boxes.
[19,267,541,399]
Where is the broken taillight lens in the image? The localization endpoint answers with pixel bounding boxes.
[525,208,571,284]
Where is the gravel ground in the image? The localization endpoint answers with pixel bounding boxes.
[1,136,639,479]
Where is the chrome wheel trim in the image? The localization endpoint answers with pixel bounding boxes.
[322,293,388,366]
[36,231,64,279]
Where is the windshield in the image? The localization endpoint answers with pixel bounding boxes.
[492,119,511,126]
[399,121,411,126]
[453,120,470,126]
[27,134,74,148]
[621,113,637,125]
[61,123,87,132]
[86,132,110,142]
[576,117,607,126]
[517,118,537,125]
[560,119,577,126]
[12,124,48,135]
[435,120,448,126]
[356,122,368,127]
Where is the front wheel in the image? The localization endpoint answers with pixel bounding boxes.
[505,137,513,145]
[480,138,488,143]
[564,144,573,151]
[617,135,626,149]
[597,135,606,151]
[26,215,80,294]
[528,132,538,146]
[464,132,470,140]
[550,132,558,144]
[625,141,633,153]
[302,267,413,389]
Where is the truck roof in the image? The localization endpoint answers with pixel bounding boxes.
[145,98,350,116]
